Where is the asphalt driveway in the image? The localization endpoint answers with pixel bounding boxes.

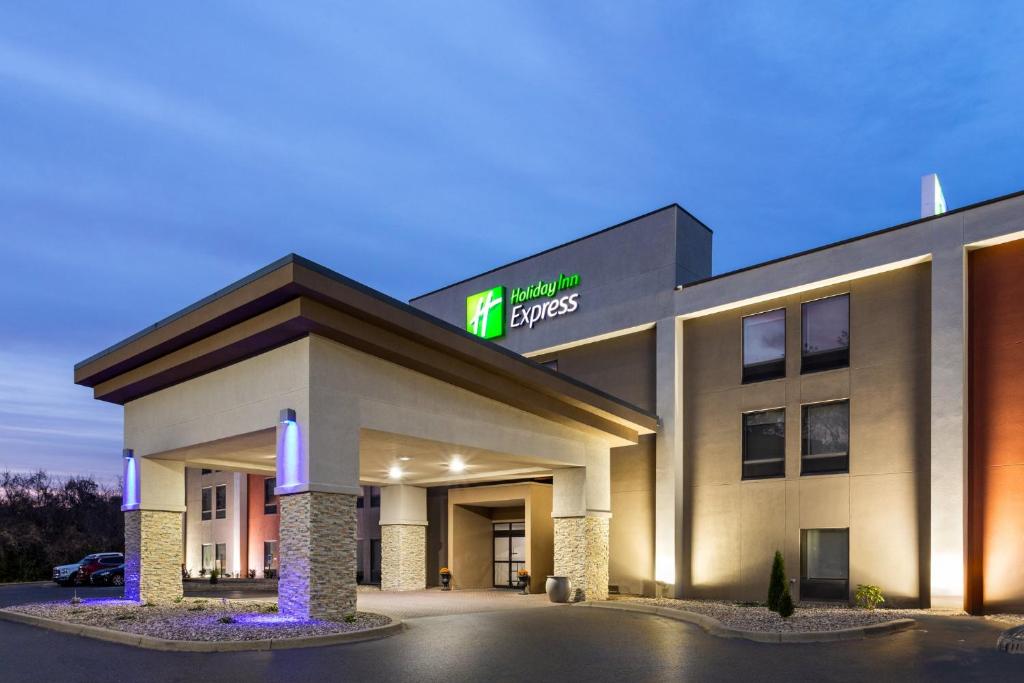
[1,582,1020,682]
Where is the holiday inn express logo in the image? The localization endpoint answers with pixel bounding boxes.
[466,285,505,339]
[465,272,582,340]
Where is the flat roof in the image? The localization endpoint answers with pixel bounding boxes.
[411,202,712,300]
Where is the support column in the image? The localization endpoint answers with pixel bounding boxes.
[122,451,185,603]
[930,245,967,609]
[655,316,685,597]
[379,485,427,591]
[552,445,611,602]
[278,491,357,619]
[275,405,362,620]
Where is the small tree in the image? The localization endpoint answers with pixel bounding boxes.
[778,585,795,618]
[210,568,219,585]
[767,550,787,612]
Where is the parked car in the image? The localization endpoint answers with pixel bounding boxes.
[90,563,125,587]
[52,552,124,586]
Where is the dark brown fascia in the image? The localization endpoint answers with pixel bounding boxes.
[90,296,646,443]
[77,257,657,440]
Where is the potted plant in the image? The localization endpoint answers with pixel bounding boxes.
[440,567,452,591]
[517,568,531,595]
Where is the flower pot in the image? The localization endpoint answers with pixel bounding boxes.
[545,576,571,603]
[440,573,451,591]
[518,575,531,595]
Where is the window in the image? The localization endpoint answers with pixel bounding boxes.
[263,477,277,515]
[369,487,380,508]
[201,468,212,475]
[201,544,213,571]
[801,294,849,373]
[742,309,786,383]
[801,400,850,475]
[201,487,212,521]
[357,495,364,509]
[801,529,849,600]
[742,409,786,479]
[263,541,279,573]
[215,485,226,519]
[215,543,226,573]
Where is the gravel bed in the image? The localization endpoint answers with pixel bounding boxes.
[987,614,1024,627]
[616,597,921,633]
[6,598,391,641]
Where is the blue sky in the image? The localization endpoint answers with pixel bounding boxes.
[1,2,1022,481]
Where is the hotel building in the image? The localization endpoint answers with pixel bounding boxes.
[75,179,1024,617]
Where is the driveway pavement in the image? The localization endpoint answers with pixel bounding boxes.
[1,582,1021,682]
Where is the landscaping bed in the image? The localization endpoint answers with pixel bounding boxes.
[615,597,920,633]
[5,598,390,642]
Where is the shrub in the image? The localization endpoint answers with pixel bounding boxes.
[248,569,257,579]
[778,585,795,618]
[263,603,279,613]
[218,616,235,624]
[173,596,184,604]
[767,550,787,612]
[209,568,219,585]
[344,614,356,623]
[199,568,207,578]
[855,584,885,610]
[264,568,277,579]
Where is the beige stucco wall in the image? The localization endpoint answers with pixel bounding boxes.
[609,435,655,595]
[682,263,931,605]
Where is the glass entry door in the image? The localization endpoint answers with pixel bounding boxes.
[493,522,526,588]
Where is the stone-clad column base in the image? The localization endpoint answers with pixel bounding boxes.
[124,509,183,603]
[554,516,609,602]
[279,491,357,620]
[380,524,426,591]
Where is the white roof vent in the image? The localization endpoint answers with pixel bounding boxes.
[921,173,947,218]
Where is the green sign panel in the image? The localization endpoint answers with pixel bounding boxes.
[466,285,505,339]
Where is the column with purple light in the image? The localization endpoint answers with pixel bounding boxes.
[274,405,361,621]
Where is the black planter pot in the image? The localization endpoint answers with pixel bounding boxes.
[518,576,531,595]
[440,573,452,590]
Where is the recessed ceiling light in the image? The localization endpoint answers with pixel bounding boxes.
[398,456,412,462]
[388,465,403,479]
[449,457,466,473]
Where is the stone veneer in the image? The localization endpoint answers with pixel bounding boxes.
[554,515,609,602]
[380,524,426,591]
[124,509,183,603]
[279,491,357,620]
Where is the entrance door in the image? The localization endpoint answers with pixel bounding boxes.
[493,522,526,588]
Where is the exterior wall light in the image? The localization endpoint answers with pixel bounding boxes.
[277,408,302,490]
[122,449,141,511]
[279,408,296,424]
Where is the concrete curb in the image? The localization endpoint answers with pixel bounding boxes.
[576,601,916,643]
[0,608,404,652]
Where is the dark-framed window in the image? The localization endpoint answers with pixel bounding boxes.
[801,294,849,373]
[800,528,849,600]
[742,308,786,383]
[201,487,212,521]
[201,468,212,475]
[263,477,277,515]
[357,496,364,509]
[201,544,213,570]
[215,485,226,519]
[263,540,279,573]
[215,543,226,573]
[369,487,380,508]
[742,409,786,479]
[801,400,850,475]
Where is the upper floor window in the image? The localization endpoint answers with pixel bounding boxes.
[264,477,277,515]
[801,400,850,475]
[370,487,380,508]
[201,487,212,521]
[215,484,226,519]
[743,309,786,383]
[742,408,786,479]
[801,294,849,373]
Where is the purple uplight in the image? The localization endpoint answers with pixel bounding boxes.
[230,613,310,626]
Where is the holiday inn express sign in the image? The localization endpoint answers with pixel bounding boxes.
[465,272,581,340]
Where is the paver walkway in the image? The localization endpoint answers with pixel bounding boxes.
[355,586,557,619]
